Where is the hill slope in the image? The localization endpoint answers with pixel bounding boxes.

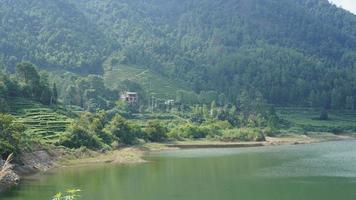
[0,0,111,73]
[1,0,356,108]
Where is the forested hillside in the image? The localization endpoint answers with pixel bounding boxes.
[1,0,356,109]
[0,0,111,73]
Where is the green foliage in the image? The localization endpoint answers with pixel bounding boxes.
[168,123,209,140]
[0,114,25,157]
[221,128,266,142]
[319,109,329,121]
[144,121,167,142]
[59,112,114,149]
[52,83,58,104]
[104,115,137,145]
[104,64,190,100]
[52,189,81,200]
[0,62,58,106]
[65,0,356,111]
[278,107,356,133]
[9,97,73,144]
[60,123,103,150]
[55,74,118,111]
[1,0,356,111]
[0,0,110,71]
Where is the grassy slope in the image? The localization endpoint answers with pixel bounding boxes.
[278,107,356,133]
[8,98,74,144]
[104,64,191,99]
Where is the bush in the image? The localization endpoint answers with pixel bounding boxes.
[144,121,167,142]
[60,124,103,149]
[221,128,265,142]
[168,123,210,139]
[0,114,25,158]
[104,115,138,145]
[52,189,81,200]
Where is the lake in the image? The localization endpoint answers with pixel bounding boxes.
[2,140,356,200]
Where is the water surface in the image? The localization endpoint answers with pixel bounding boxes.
[2,140,356,200]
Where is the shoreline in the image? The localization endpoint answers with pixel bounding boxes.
[1,133,355,193]
[56,132,356,167]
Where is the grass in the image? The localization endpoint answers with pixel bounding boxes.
[277,107,356,133]
[104,64,191,99]
[8,97,74,144]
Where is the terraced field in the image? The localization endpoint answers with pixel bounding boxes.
[104,64,191,99]
[277,107,356,133]
[8,98,74,144]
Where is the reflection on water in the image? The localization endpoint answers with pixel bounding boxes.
[2,140,356,200]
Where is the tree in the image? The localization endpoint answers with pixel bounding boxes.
[210,101,217,118]
[0,98,9,113]
[0,114,25,158]
[218,93,227,106]
[267,107,280,130]
[346,96,354,110]
[52,83,58,105]
[60,123,103,149]
[144,121,167,142]
[104,115,136,145]
[39,86,53,105]
[191,105,204,124]
[16,62,41,98]
[309,90,321,108]
[331,88,344,109]
[16,62,40,85]
[319,109,329,120]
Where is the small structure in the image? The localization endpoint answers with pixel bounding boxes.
[120,91,139,104]
[165,99,175,105]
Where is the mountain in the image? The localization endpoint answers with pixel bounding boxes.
[0,0,111,73]
[1,0,356,108]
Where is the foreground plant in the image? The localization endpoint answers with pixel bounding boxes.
[52,189,81,200]
[0,153,13,180]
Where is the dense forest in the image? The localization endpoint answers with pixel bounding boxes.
[1,0,356,110]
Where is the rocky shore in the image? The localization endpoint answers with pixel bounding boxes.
[0,159,20,193]
[0,148,66,193]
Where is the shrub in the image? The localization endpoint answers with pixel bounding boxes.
[168,123,209,139]
[221,128,265,142]
[201,120,232,138]
[90,117,113,145]
[144,121,167,142]
[209,120,233,130]
[52,189,81,200]
[0,114,25,158]
[60,124,103,149]
[104,115,137,145]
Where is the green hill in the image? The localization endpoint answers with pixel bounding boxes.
[1,0,356,108]
[0,0,111,72]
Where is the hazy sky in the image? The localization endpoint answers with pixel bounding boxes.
[329,0,356,14]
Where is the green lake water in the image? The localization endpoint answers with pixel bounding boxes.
[2,140,356,200]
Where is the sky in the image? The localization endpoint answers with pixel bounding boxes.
[329,0,356,14]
